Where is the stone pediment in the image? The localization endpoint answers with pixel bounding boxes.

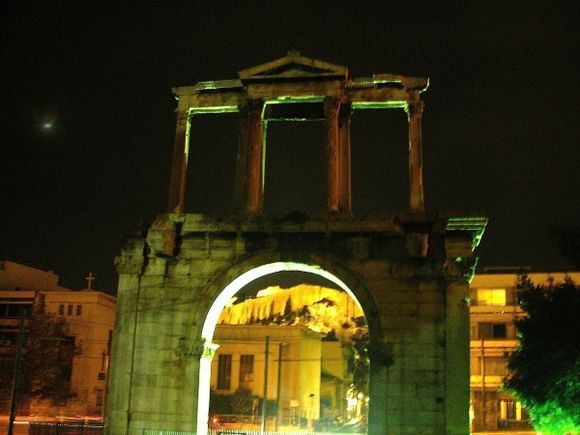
[238,51,348,82]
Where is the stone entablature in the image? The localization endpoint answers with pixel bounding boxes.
[168,52,429,215]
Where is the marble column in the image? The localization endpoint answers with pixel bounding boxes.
[235,100,265,214]
[338,103,352,214]
[325,97,341,213]
[168,110,190,213]
[407,101,425,212]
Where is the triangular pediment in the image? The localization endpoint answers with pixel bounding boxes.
[238,52,348,81]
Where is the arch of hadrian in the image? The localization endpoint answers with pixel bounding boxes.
[107,52,487,434]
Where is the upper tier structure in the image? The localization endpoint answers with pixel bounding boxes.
[168,51,429,215]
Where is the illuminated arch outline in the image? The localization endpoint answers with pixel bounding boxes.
[196,261,364,434]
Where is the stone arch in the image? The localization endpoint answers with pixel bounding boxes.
[193,250,385,434]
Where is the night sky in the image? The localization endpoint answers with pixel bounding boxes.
[1,2,579,293]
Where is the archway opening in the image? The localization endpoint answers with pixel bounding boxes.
[350,109,408,214]
[198,262,370,434]
[262,120,326,216]
[185,113,238,214]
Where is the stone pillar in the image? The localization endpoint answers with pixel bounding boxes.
[325,97,341,212]
[235,100,265,215]
[368,341,389,434]
[168,110,190,213]
[107,252,146,434]
[443,227,480,435]
[406,101,425,212]
[444,278,471,434]
[338,103,352,214]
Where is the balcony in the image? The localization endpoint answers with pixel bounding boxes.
[470,339,517,350]
[470,374,504,389]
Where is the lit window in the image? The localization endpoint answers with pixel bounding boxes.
[500,400,527,421]
[484,356,508,375]
[477,288,506,306]
[239,354,254,390]
[217,354,232,390]
[76,305,82,315]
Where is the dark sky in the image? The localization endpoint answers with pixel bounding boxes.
[1,2,579,293]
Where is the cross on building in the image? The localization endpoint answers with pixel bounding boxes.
[85,272,95,290]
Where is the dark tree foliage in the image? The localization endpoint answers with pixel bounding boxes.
[210,388,276,416]
[0,310,76,413]
[505,275,580,434]
[551,226,580,268]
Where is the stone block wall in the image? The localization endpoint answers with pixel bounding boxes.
[107,213,483,434]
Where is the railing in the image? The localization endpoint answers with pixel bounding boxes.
[24,423,364,435]
[498,419,532,430]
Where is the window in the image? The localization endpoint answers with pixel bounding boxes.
[67,304,73,315]
[472,356,508,375]
[477,288,506,306]
[217,354,232,390]
[500,400,528,421]
[59,304,65,315]
[1,304,31,318]
[61,336,76,381]
[96,389,104,407]
[478,322,507,339]
[484,356,508,375]
[76,305,82,315]
[101,350,108,371]
[0,330,18,345]
[239,354,254,390]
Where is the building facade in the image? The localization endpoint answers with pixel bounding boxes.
[0,260,115,417]
[211,324,326,429]
[469,270,579,432]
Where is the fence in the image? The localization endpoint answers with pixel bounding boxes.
[24,423,362,435]
[28,422,104,435]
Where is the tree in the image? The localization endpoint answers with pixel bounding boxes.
[551,226,580,268]
[504,275,580,434]
[0,310,77,414]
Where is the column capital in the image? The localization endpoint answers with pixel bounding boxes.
[324,96,341,114]
[406,100,425,117]
[239,98,264,116]
[176,109,190,122]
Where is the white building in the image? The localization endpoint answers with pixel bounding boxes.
[0,260,115,417]
[211,324,325,429]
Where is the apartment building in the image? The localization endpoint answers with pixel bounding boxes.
[469,270,579,432]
